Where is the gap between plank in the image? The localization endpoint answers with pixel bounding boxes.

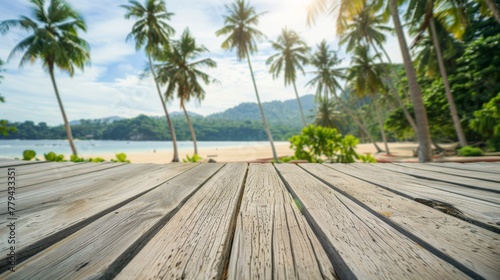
[330,165,500,234]
[299,164,486,280]
[273,163,345,280]
[0,164,198,273]
[221,163,249,280]
[100,163,226,280]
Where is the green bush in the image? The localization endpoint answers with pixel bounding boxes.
[470,92,500,151]
[182,154,203,163]
[44,152,65,162]
[70,155,85,162]
[22,149,36,161]
[111,152,131,163]
[457,146,484,157]
[288,125,376,163]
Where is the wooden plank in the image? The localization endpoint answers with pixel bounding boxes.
[427,162,500,174]
[393,163,500,183]
[223,164,335,280]
[1,163,223,279]
[275,164,468,279]
[0,162,126,189]
[0,162,84,179]
[116,163,248,279]
[329,164,500,232]
[0,160,48,168]
[302,164,500,279]
[0,163,196,266]
[373,163,500,193]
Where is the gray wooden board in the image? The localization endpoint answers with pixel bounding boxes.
[0,160,48,168]
[1,163,222,279]
[373,163,500,193]
[0,164,137,203]
[224,164,335,280]
[0,162,85,179]
[0,162,125,188]
[0,163,195,261]
[117,163,247,279]
[275,164,468,279]
[393,163,500,183]
[330,164,500,232]
[427,162,500,174]
[349,164,500,205]
[302,164,500,279]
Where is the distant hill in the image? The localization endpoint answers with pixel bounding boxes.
[208,95,315,127]
[70,116,125,125]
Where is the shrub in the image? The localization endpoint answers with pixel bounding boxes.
[22,149,36,161]
[111,152,131,163]
[44,152,65,162]
[182,154,203,163]
[288,125,376,163]
[70,155,85,162]
[457,146,484,157]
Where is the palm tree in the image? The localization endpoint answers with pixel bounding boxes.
[266,27,309,127]
[306,40,383,153]
[314,97,345,129]
[308,0,434,161]
[340,4,418,135]
[216,0,279,162]
[347,45,391,155]
[387,0,433,162]
[407,0,468,147]
[155,28,217,155]
[0,0,90,156]
[476,0,500,24]
[121,0,180,162]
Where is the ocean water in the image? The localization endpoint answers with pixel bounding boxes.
[0,139,277,159]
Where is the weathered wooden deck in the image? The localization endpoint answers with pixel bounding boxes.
[0,160,499,279]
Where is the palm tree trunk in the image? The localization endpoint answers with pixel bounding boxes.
[369,42,418,135]
[181,102,198,155]
[374,100,391,155]
[48,67,78,156]
[389,0,433,162]
[148,55,179,162]
[485,0,500,24]
[246,53,279,162]
[292,81,307,127]
[334,91,383,153]
[429,19,467,147]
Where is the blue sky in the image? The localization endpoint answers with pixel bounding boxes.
[0,0,404,126]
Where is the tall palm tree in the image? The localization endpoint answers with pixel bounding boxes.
[347,45,391,155]
[266,27,309,127]
[216,0,278,162]
[155,28,217,155]
[306,40,383,152]
[340,4,418,134]
[0,0,90,156]
[314,97,345,129]
[407,0,468,147]
[308,0,434,161]
[121,0,180,162]
[476,0,500,24]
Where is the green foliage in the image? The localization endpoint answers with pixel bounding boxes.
[288,125,375,163]
[22,150,36,161]
[88,157,105,163]
[457,146,484,157]
[70,155,85,162]
[182,154,203,163]
[111,153,131,163]
[44,152,65,162]
[470,92,500,151]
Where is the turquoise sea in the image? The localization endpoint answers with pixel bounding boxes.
[0,140,276,159]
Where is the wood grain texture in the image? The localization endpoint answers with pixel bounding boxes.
[0,162,125,189]
[0,159,47,168]
[329,164,500,232]
[302,163,500,279]
[275,163,468,280]
[227,164,336,280]
[428,162,500,174]
[117,163,247,279]
[0,163,223,280]
[0,163,195,264]
[373,163,500,193]
[0,162,84,179]
[393,163,500,183]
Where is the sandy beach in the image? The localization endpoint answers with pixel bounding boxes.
[86,141,421,163]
